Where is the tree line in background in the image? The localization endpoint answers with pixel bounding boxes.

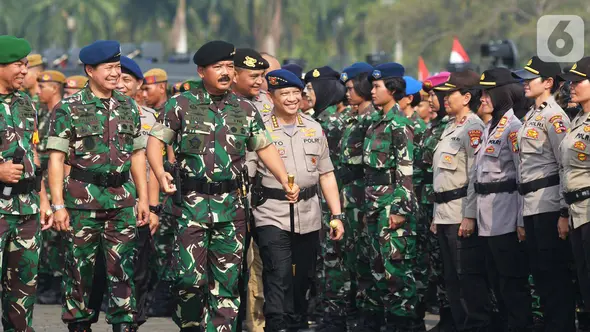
[0,0,589,75]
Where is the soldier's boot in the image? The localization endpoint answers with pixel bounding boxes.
[314,314,347,332]
[67,322,92,332]
[578,311,590,332]
[427,307,457,332]
[112,323,137,332]
[36,273,54,304]
[352,311,383,332]
[148,280,174,317]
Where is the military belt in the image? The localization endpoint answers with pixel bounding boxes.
[70,167,130,188]
[0,176,39,198]
[181,177,240,195]
[433,185,468,204]
[260,185,317,202]
[365,171,394,186]
[517,174,560,195]
[474,179,518,195]
[337,164,364,186]
[564,187,590,205]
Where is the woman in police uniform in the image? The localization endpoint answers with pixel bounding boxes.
[560,57,590,321]
[431,70,489,331]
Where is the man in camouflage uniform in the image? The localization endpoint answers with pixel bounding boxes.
[47,41,150,332]
[147,40,299,332]
[362,63,422,331]
[22,53,44,100]
[0,34,52,332]
[64,76,88,98]
[231,48,270,332]
[35,69,67,305]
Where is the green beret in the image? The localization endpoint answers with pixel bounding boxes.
[0,36,31,65]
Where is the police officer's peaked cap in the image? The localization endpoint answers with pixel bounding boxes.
[559,57,590,83]
[369,63,405,82]
[193,40,235,67]
[266,69,304,90]
[404,76,423,95]
[0,35,31,64]
[304,66,340,84]
[282,63,304,80]
[120,56,144,80]
[79,40,121,65]
[434,70,480,92]
[477,68,519,89]
[340,62,373,83]
[512,56,562,80]
[235,48,269,70]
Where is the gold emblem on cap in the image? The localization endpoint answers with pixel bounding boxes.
[312,69,320,78]
[527,59,532,66]
[230,48,236,56]
[480,73,485,80]
[243,56,257,68]
[572,63,578,70]
[42,74,50,81]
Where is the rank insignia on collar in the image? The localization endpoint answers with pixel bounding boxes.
[499,116,508,127]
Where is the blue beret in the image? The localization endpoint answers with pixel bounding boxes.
[304,66,340,84]
[282,63,303,80]
[266,69,304,90]
[403,76,422,95]
[79,40,121,65]
[340,62,373,83]
[370,63,405,81]
[120,56,144,80]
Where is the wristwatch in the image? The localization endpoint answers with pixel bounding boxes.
[149,204,163,214]
[330,213,346,221]
[51,204,65,213]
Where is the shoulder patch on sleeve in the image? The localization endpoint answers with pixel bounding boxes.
[509,132,518,152]
[548,114,563,123]
[468,130,482,148]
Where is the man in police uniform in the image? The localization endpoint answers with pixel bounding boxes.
[0,34,52,332]
[35,69,66,305]
[147,40,300,332]
[64,75,88,98]
[513,56,575,331]
[47,40,150,332]
[232,47,270,332]
[248,69,344,332]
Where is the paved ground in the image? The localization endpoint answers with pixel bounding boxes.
[31,305,439,331]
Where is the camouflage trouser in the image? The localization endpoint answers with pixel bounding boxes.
[424,204,448,308]
[62,207,137,325]
[153,212,176,282]
[173,218,246,331]
[363,206,418,318]
[322,180,364,316]
[0,213,40,332]
[530,275,543,318]
[39,228,64,276]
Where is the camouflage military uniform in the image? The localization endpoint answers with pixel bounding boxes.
[149,81,272,331]
[420,116,450,309]
[0,91,42,332]
[46,86,142,325]
[362,104,419,325]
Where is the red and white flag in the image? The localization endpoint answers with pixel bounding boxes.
[449,37,470,64]
[417,56,429,81]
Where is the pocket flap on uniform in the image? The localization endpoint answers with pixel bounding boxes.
[303,142,320,155]
[521,135,543,154]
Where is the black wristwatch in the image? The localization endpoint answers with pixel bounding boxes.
[560,208,570,218]
[330,213,346,221]
[149,204,162,214]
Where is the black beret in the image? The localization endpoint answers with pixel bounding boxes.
[235,48,269,70]
[304,66,340,84]
[193,40,236,67]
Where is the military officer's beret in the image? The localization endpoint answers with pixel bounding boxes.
[282,63,303,80]
[79,40,121,65]
[369,63,405,82]
[513,56,562,80]
[266,69,304,90]
[434,70,480,92]
[144,68,167,84]
[0,36,31,64]
[234,48,269,70]
[27,54,44,68]
[193,40,235,67]
[403,76,423,95]
[559,57,590,83]
[38,70,66,84]
[304,66,340,84]
[422,72,451,92]
[65,75,88,89]
[340,62,373,83]
[477,68,519,89]
[120,56,144,80]
[180,80,200,92]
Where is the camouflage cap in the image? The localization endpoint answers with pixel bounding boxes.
[38,70,66,84]
[144,68,168,84]
[65,75,89,89]
[27,54,44,68]
[0,36,31,64]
